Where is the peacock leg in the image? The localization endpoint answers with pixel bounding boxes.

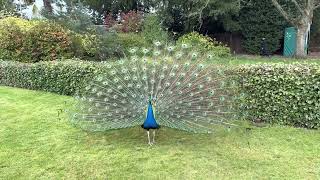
[147,130,152,145]
[152,130,156,144]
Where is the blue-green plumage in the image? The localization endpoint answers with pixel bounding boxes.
[141,102,159,130]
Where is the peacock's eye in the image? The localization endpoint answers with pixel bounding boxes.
[181,43,188,48]
[154,41,161,46]
[167,46,174,52]
[129,48,137,54]
[142,48,149,54]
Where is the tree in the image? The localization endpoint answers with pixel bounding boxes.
[78,0,241,33]
[310,8,320,50]
[271,0,320,57]
[239,0,287,54]
[78,0,155,24]
[156,0,241,34]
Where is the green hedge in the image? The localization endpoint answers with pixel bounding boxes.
[0,60,103,95]
[0,60,319,128]
[238,64,320,128]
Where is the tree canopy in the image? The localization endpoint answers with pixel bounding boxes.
[75,0,241,33]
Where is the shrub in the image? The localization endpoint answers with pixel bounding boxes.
[0,23,25,61]
[43,8,124,61]
[0,1,19,19]
[104,13,117,30]
[0,60,104,95]
[176,32,231,58]
[81,27,122,60]
[117,33,148,52]
[24,22,73,62]
[237,64,320,128]
[142,14,169,44]
[121,11,143,33]
[0,9,19,19]
[0,17,73,62]
[0,17,38,32]
[104,10,143,33]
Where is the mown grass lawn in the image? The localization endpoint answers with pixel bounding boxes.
[0,86,319,179]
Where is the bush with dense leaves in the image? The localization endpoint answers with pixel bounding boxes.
[0,59,104,95]
[0,9,19,19]
[24,22,73,62]
[0,17,73,63]
[104,10,143,33]
[237,64,320,128]
[80,27,122,60]
[176,32,231,58]
[142,14,169,44]
[117,33,148,53]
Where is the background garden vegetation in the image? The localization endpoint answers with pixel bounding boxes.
[0,0,319,130]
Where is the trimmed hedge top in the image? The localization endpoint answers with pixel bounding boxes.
[0,60,101,95]
[0,60,319,129]
[238,63,320,128]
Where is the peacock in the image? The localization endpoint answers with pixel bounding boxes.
[69,42,238,145]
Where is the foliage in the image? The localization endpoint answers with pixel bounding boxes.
[270,0,320,57]
[117,33,148,52]
[0,16,38,31]
[176,32,231,57]
[0,0,16,14]
[0,17,73,62]
[0,22,25,61]
[157,0,241,34]
[81,0,240,33]
[24,22,73,62]
[42,3,95,34]
[270,0,319,25]
[82,0,155,24]
[120,10,143,33]
[104,10,143,33]
[237,63,320,129]
[142,13,169,44]
[104,12,116,30]
[80,27,122,60]
[0,9,19,19]
[42,4,124,61]
[0,60,101,95]
[310,8,320,50]
[239,0,286,54]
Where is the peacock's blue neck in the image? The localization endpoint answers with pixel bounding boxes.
[142,102,159,129]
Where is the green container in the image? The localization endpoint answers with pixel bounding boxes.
[283,27,297,57]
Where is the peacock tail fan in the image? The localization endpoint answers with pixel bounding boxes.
[68,42,239,133]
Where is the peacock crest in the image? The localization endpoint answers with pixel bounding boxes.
[69,42,238,134]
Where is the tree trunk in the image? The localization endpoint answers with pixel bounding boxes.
[295,25,307,57]
[295,18,311,58]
